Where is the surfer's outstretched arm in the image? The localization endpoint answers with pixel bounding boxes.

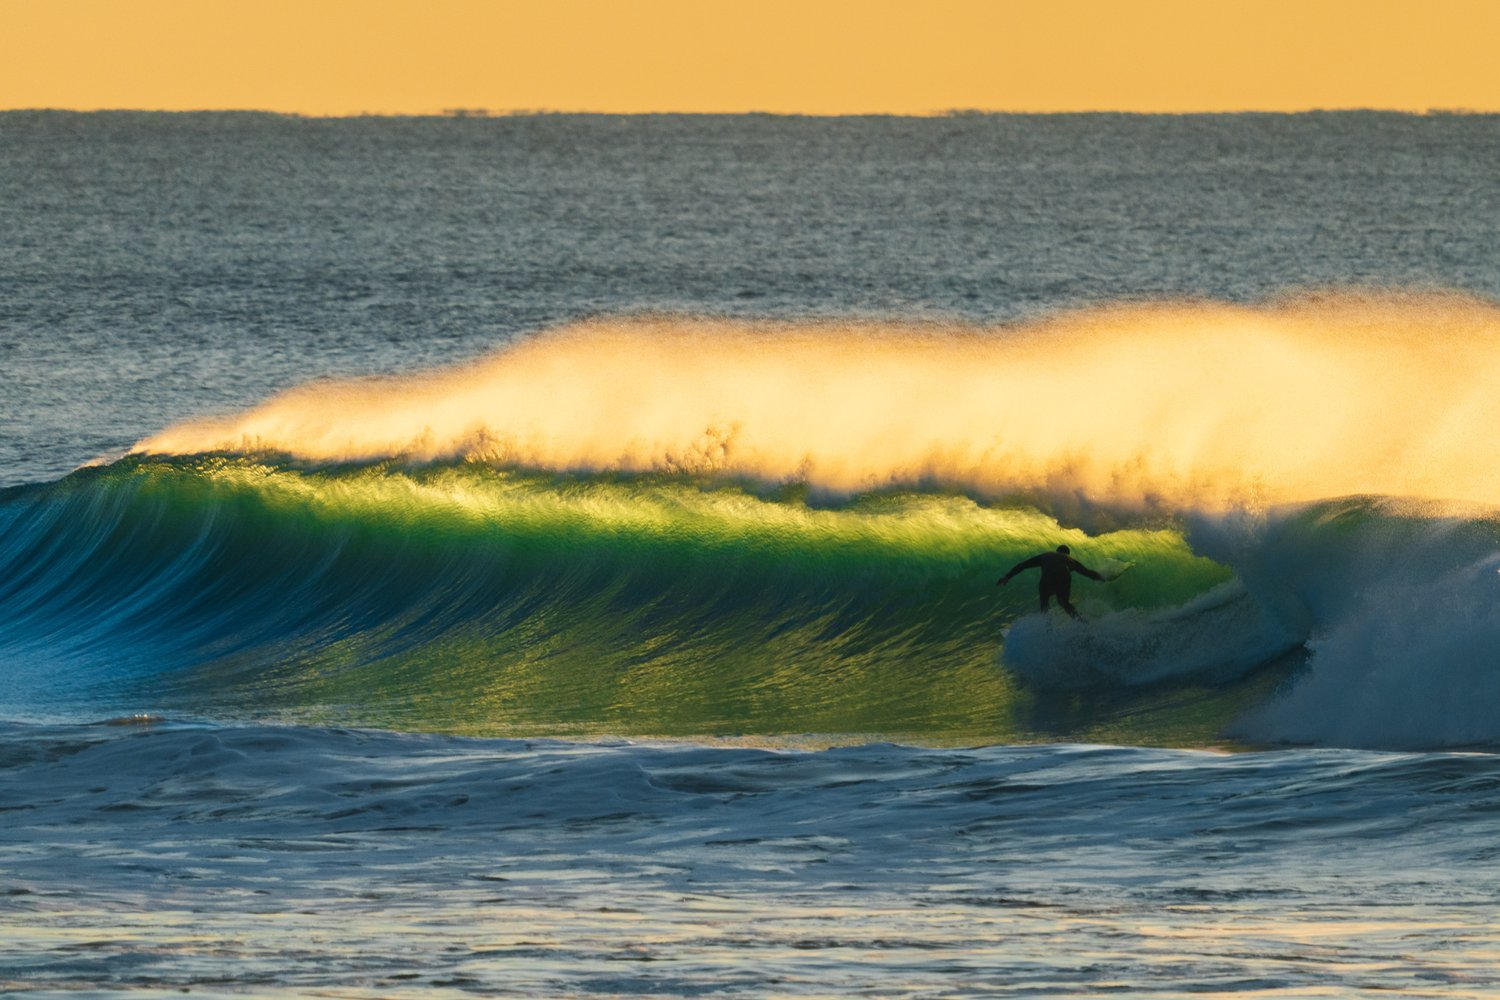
[997,554,1046,585]
[1069,559,1104,582]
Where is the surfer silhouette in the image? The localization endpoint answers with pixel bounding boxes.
[997,545,1104,619]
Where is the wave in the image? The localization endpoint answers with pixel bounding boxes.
[6,455,1498,750]
[0,457,1243,739]
[9,294,1500,750]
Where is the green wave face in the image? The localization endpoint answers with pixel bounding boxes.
[2,457,1268,745]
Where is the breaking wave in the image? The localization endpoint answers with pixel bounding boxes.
[5,294,1500,750]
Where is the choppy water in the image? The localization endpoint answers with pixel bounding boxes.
[4,111,1500,996]
[8,722,1500,998]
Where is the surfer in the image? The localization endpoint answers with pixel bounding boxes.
[997,545,1105,619]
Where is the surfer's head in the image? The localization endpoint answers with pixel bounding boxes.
[1056,544,1070,554]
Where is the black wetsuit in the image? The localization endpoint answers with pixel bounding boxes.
[999,551,1103,618]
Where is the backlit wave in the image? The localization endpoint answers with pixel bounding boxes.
[0,459,1231,744]
[5,453,1500,749]
[8,293,1492,750]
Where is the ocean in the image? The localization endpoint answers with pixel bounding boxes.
[4,110,1500,996]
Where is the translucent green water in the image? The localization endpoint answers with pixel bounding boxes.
[0,457,1284,745]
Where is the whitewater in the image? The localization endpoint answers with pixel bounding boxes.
[5,111,1500,996]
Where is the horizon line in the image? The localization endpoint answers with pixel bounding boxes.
[6,106,1498,119]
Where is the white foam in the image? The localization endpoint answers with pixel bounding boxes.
[1182,500,1500,749]
[1232,546,1500,749]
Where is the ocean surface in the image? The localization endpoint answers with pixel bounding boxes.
[4,110,1500,996]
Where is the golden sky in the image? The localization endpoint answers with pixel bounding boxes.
[4,0,1498,115]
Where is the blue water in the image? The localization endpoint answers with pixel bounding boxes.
[4,111,1500,996]
[6,722,1500,997]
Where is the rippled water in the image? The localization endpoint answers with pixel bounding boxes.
[6,723,1500,997]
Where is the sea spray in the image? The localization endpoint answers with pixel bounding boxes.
[132,293,1500,511]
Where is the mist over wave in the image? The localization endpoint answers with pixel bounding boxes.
[132,293,1500,512]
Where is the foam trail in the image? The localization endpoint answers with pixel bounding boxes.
[132,294,1500,511]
